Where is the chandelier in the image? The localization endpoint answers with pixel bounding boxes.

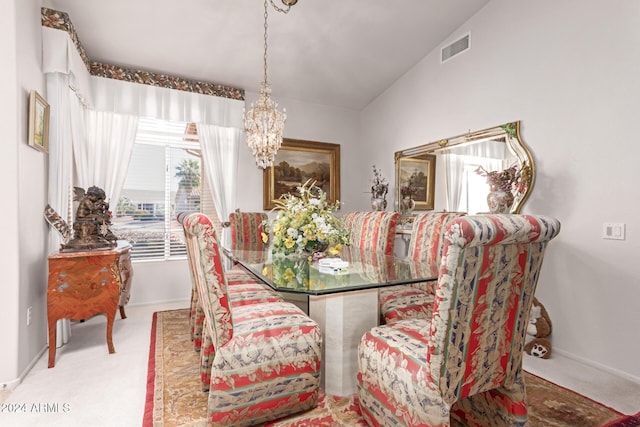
[244,0,298,169]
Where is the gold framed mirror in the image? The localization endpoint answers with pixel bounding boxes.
[394,121,534,214]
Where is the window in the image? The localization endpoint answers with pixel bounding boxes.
[458,162,490,214]
[112,117,218,260]
[456,156,502,214]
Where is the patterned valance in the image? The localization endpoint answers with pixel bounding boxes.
[41,7,244,101]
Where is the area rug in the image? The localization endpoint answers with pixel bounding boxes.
[604,412,640,427]
[143,309,631,426]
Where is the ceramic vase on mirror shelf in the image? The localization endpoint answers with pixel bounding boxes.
[371,197,387,211]
[476,165,520,214]
[400,196,415,216]
[487,186,515,214]
[370,165,389,211]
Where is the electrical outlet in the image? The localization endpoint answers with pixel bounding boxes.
[26,306,32,326]
[603,223,625,240]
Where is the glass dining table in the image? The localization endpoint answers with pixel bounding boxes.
[223,245,438,396]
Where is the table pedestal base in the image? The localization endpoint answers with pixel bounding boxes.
[309,289,379,396]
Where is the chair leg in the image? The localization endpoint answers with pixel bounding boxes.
[200,327,213,393]
[192,304,205,352]
[189,287,198,341]
[451,374,528,427]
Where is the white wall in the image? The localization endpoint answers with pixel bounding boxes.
[127,260,192,306]
[361,0,640,380]
[0,0,21,388]
[0,0,50,387]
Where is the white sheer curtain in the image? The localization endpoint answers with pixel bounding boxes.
[197,124,241,248]
[91,77,244,129]
[442,140,510,212]
[443,154,465,212]
[46,73,81,348]
[446,139,506,159]
[73,110,138,205]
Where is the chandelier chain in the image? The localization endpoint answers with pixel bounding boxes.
[268,0,293,14]
[263,0,269,84]
[244,0,296,169]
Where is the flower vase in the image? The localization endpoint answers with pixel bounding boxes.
[400,196,415,216]
[371,196,387,211]
[487,187,515,213]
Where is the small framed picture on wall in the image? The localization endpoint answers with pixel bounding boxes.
[28,90,50,153]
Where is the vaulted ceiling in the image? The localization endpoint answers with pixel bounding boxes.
[42,0,489,110]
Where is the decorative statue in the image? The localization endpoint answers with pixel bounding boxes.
[370,165,389,211]
[62,186,117,251]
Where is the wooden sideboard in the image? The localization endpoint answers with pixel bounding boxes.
[47,240,133,368]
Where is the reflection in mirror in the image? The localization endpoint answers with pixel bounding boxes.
[395,121,534,214]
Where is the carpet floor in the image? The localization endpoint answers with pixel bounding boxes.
[144,309,636,427]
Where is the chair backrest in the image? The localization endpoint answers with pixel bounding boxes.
[342,244,395,282]
[183,213,234,350]
[427,214,561,404]
[408,212,466,265]
[228,211,268,252]
[342,211,401,255]
[177,211,199,295]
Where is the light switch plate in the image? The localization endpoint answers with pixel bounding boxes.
[603,223,625,240]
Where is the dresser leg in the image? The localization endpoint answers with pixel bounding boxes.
[48,318,57,368]
[119,306,127,319]
[106,312,116,354]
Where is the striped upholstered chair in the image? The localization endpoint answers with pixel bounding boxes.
[342,211,401,255]
[184,213,322,426]
[357,214,561,426]
[379,212,466,324]
[228,210,268,252]
[178,212,281,350]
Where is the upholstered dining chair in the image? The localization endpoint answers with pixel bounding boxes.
[379,211,466,324]
[228,210,268,252]
[342,211,401,255]
[184,213,322,426]
[177,212,281,355]
[357,214,561,427]
[179,212,284,393]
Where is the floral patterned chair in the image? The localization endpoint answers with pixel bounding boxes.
[379,212,466,324]
[342,211,401,255]
[228,210,268,252]
[177,212,281,355]
[357,214,561,427]
[179,212,283,394]
[184,213,322,426]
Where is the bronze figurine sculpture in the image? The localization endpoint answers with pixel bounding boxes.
[62,186,117,251]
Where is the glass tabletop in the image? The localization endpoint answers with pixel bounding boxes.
[223,245,438,296]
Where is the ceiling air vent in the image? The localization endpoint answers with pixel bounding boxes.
[441,33,470,63]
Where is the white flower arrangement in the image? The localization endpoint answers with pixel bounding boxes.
[262,180,350,256]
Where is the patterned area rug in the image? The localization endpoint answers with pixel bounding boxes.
[143,309,631,426]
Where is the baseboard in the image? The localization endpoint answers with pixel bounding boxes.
[127,298,189,308]
[0,345,48,392]
[554,348,640,385]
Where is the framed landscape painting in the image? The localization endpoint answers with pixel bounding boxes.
[395,153,436,210]
[263,139,341,210]
[28,90,50,153]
